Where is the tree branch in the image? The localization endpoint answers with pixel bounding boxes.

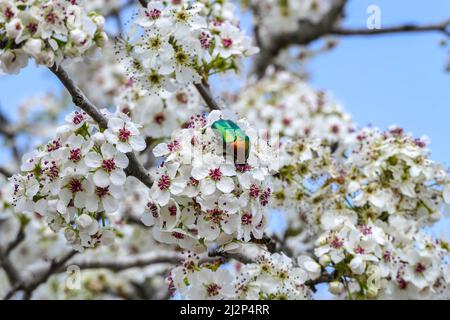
[0,227,26,295]
[208,249,255,265]
[0,166,12,178]
[5,228,25,256]
[3,250,182,299]
[0,251,21,289]
[138,0,148,7]
[0,125,15,139]
[194,82,222,110]
[331,19,450,37]
[65,251,182,272]
[49,65,153,189]
[49,65,107,127]
[134,0,221,111]
[22,250,78,300]
[2,250,78,300]
[208,248,335,292]
[252,0,347,78]
[304,272,335,293]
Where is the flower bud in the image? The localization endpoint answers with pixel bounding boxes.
[92,15,105,28]
[328,281,344,295]
[64,228,77,243]
[367,286,378,298]
[70,29,87,46]
[36,50,55,67]
[319,254,331,267]
[95,31,108,47]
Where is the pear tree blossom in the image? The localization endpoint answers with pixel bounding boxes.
[141,110,277,251]
[116,0,259,94]
[231,69,356,147]
[0,0,449,302]
[168,249,317,300]
[8,110,146,251]
[0,0,107,74]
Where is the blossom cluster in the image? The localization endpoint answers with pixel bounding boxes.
[82,0,121,16]
[117,0,258,94]
[168,250,320,300]
[314,212,449,299]
[341,127,450,225]
[68,41,206,139]
[271,138,333,229]
[11,92,70,142]
[231,70,356,146]
[273,127,450,299]
[140,110,277,251]
[0,0,107,74]
[263,122,450,299]
[244,0,334,42]
[9,109,146,251]
[114,79,205,140]
[68,41,128,107]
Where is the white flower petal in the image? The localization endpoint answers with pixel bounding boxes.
[216,177,234,193]
[94,170,110,188]
[85,194,99,212]
[102,195,118,213]
[115,152,129,168]
[130,136,146,152]
[85,152,103,168]
[108,117,124,130]
[110,169,126,186]
[101,143,117,159]
[191,165,209,180]
[200,179,216,196]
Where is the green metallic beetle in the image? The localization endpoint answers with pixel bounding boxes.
[211,119,250,164]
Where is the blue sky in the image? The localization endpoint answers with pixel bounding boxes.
[309,0,450,165]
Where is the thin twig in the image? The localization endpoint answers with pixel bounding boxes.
[0,167,12,178]
[49,65,153,189]
[21,250,78,299]
[304,272,335,292]
[65,251,183,272]
[5,228,25,255]
[252,0,347,77]
[331,19,450,37]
